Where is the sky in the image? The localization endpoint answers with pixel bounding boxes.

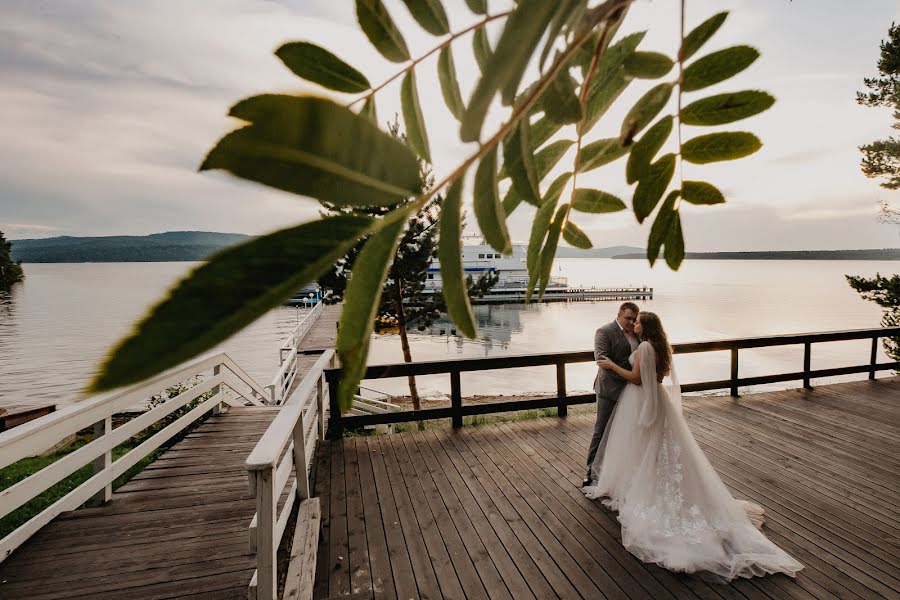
[1,0,899,251]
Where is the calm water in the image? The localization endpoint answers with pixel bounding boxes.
[0,260,894,409]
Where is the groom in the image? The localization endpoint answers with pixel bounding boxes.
[583,302,640,487]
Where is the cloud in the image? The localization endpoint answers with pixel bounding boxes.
[0,223,61,238]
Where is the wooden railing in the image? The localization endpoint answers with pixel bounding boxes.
[0,352,269,562]
[245,349,334,600]
[326,327,900,436]
[269,295,328,405]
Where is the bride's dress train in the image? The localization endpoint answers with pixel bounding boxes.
[584,342,803,581]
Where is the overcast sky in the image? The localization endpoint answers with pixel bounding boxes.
[1,0,899,251]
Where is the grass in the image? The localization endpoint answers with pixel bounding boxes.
[0,398,213,539]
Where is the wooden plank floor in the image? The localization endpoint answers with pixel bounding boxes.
[0,406,280,600]
[312,377,900,600]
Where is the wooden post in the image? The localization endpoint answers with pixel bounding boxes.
[556,363,567,417]
[803,343,813,390]
[326,370,343,439]
[317,374,326,441]
[255,468,278,600]
[870,336,879,380]
[292,419,311,500]
[451,370,462,428]
[730,348,739,397]
[212,364,222,415]
[89,416,113,506]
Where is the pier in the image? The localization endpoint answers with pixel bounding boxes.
[0,323,898,600]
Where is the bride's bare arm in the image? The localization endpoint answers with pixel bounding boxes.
[599,351,642,385]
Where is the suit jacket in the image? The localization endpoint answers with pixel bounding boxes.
[593,320,636,401]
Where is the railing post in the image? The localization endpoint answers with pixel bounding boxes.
[292,419,311,500]
[255,467,277,600]
[266,383,276,405]
[803,343,813,390]
[326,369,343,439]
[556,362,567,417]
[870,336,879,380]
[212,364,222,415]
[730,348,739,397]
[451,370,462,428]
[317,373,326,441]
[89,416,112,506]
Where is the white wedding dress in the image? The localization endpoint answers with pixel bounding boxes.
[584,342,803,581]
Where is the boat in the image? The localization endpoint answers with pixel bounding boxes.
[424,238,652,303]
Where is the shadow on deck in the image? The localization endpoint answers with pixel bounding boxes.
[313,377,900,600]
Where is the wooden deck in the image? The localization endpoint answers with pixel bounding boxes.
[0,406,279,600]
[313,377,900,600]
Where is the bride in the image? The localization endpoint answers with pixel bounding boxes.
[584,312,803,581]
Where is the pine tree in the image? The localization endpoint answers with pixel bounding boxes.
[0,230,24,291]
[858,22,900,197]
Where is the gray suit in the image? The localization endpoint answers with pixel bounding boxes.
[586,320,638,475]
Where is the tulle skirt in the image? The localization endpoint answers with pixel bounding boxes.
[584,382,803,581]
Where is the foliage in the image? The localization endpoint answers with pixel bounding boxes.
[0,230,24,290]
[846,274,900,364]
[92,1,774,415]
[857,22,900,191]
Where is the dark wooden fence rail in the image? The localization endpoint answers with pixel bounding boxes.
[325,327,900,438]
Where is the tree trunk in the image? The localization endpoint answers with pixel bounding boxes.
[394,280,423,428]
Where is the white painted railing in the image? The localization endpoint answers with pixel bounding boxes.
[269,294,328,405]
[0,352,269,563]
[245,349,334,600]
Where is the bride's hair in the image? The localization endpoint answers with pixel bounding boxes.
[637,312,672,377]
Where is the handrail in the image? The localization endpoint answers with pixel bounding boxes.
[246,349,335,600]
[269,294,328,405]
[326,327,900,435]
[0,352,269,563]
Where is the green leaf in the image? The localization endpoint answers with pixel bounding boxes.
[682,46,759,92]
[401,69,430,161]
[623,51,674,79]
[275,42,371,93]
[647,190,677,266]
[537,204,568,301]
[578,138,629,173]
[474,146,512,253]
[465,0,486,15]
[563,220,592,249]
[680,90,775,126]
[89,216,374,392]
[461,0,556,141]
[531,115,564,149]
[572,188,626,213]
[539,0,586,73]
[201,95,420,206]
[360,96,377,123]
[400,0,449,36]
[473,28,491,74]
[681,131,761,164]
[526,174,569,301]
[503,118,541,206]
[337,209,409,411]
[681,11,728,62]
[682,180,725,205]
[633,153,675,223]
[626,115,673,184]
[437,47,465,121]
[620,82,673,145]
[438,179,477,338]
[356,0,411,63]
[543,70,583,124]
[502,139,574,213]
[664,212,685,270]
[580,31,646,134]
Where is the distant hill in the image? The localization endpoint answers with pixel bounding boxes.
[10,231,250,263]
[613,249,900,261]
[556,245,644,258]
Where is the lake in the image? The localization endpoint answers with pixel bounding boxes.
[0,259,894,409]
